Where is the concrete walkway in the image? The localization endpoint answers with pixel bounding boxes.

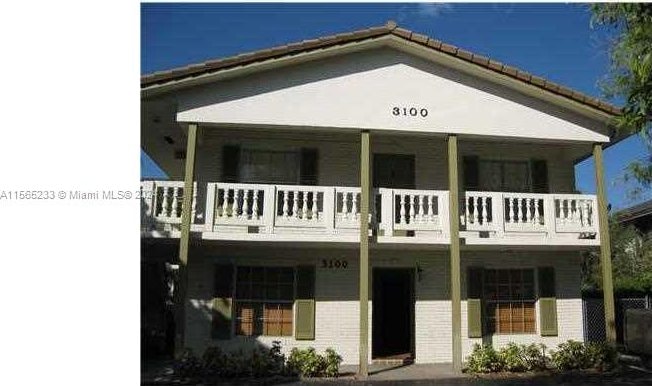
[336,363,463,381]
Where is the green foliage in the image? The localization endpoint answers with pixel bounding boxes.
[585,342,618,371]
[498,343,549,372]
[591,4,652,187]
[176,341,298,380]
[466,343,549,373]
[285,347,342,378]
[175,349,203,378]
[323,348,344,378]
[498,343,524,372]
[550,340,618,371]
[582,217,652,293]
[466,341,613,374]
[465,344,504,373]
[550,340,591,370]
[521,343,549,371]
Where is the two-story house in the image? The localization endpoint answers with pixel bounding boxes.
[140,22,619,374]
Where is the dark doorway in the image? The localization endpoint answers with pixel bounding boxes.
[373,153,415,189]
[373,154,416,230]
[372,268,415,360]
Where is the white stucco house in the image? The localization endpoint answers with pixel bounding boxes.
[140,22,620,372]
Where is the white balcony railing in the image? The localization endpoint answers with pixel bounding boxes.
[141,180,199,233]
[377,188,449,241]
[141,180,599,245]
[461,191,598,242]
[203,183,372,238]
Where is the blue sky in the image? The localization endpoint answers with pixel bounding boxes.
[141,2,651,210]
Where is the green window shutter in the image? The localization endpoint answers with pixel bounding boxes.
[538,267,558,336]
[300,148,319,186]
[212,264,234,339]
[530,159,549,193]
[222,145,240,183]
[463,156,479,191]
[467,267,483,338]
[295,266,316,340]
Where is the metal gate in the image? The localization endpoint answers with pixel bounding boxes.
[583,295,651,343]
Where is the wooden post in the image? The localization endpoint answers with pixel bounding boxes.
[593,143,616,344]
[358,130,370,378]
[175,123,198,356]
[448,135,462,371]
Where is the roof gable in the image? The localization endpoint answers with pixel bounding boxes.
[142,21,620,118]
[175,47,609,143]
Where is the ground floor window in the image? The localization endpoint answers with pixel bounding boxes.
[234,266,294,336]
[484,269,536,334]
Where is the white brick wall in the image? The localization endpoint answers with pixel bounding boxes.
[183,246,584,365]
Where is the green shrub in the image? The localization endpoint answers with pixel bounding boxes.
[521,343,548,371]
[286,347,326,377]
[175,349,203,378]
[465,344,503,373]
[498,343,526,372]
[585,342,618,371]
[497,343,548,372]
[201,346,226,376]
[323,348,343,377]
[550,340,590,370]
[176,344,343,379]
[223,349,249,378]
[251,341,285,377]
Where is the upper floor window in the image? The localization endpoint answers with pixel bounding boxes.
[463,156,548,193]
[222,145,318,185]
[239,149,300,185]
[479,160,531,192]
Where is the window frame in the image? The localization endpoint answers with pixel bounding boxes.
[482,268,537,335]
[233,266,297,338]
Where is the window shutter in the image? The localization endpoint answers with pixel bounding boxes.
[295,265,315,340]
[300,148,318,185]
[222,145,240,183]
[538,267,558,336]
[212,264,234,339]
[467,267,483,338]
[463,156,479,191]
[530,159,549,193]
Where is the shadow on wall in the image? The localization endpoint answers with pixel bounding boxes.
[141,240,180,360]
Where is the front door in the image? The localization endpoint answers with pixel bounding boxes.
[372,268,414,360]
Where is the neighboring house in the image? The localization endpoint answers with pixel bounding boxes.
[140,23,620,371]
[616,199,652,234]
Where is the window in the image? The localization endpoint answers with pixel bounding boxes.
[239,149,299,184]
[234,267,294,336]
[484,269,536,334]
[478,160,531,192]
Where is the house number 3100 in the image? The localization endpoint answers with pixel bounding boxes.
[321,259,348,269]
[392,106,428,117]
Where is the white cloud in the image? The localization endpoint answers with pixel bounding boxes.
[417,3,453,18]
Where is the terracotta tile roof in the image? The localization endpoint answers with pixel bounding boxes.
[142,21,621,116]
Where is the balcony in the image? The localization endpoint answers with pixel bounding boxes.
[141,181,599,247]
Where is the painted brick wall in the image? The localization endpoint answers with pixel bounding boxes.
[183,246,584,365]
